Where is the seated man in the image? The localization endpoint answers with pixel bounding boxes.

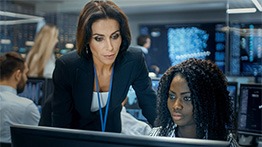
[0,52,40,143]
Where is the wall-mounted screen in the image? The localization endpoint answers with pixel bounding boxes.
[139,23,226,74]
[228,23,262,76]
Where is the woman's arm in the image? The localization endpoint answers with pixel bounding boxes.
[132,51,157,126]
[51,58,73,128]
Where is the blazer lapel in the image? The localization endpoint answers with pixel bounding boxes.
[109,56,133,108]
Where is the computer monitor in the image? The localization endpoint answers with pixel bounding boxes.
[18,77,46,106]
[125,78,160,121]
[228,23,262,76]
[11,124,230,147]
[140,23,226,74]
[237,84,262,136]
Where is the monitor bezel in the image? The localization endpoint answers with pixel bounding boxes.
[11,124,230,147]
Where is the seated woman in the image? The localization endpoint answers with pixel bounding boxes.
[149,58,239,147]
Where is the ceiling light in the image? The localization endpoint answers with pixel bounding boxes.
[226,8,257,14]
[252,0,262,12]
[0,11,44,25]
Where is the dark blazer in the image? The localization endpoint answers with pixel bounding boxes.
[39,93,53,126]
[51,48,156,133]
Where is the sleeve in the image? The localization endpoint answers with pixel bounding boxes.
[51,58,73,128]
[132,52,157,126]
[228,133,240,147]
[39,93,53,126]
[23,103,40,125]
[149,127,161,136]
[121,106,152,136]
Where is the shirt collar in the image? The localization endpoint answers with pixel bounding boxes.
[0,85,17,95]
[137,46,148,54]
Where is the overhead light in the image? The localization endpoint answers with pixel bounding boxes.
[252,0,262,12]
[65,43,74,49]
[1,39,11,44]
[226,8,257,14]
[25,41,34,46]
[0,11,44,25]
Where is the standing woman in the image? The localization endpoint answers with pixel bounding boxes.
[52,0,156,133]
[26,24,59,78]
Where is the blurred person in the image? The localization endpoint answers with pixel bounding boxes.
[137,34,160,75]
[0,52,40,143]
[121,97,152,136]
[52,0,156,133]
[26,24,58,78]
[149,58,239,147]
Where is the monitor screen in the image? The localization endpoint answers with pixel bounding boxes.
[238,84,262,136]
[139,23,226,74]
[18,77,46,106]
[228,23,262,76]
[11,124,230,147]
[125,78,160,121]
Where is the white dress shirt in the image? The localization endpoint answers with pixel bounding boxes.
[0,85,40,143]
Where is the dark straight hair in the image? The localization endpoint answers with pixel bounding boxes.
[76,0,131,58]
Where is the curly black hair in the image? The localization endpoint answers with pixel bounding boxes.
[155,58,233,141]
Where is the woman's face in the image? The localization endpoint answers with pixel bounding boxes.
[89,18,122,66]
[167,74,195,127]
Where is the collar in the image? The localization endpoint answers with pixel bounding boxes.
[137,46,148,54]
[0,85,17,95]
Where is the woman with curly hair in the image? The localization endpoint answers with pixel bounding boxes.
[149,58,239,146]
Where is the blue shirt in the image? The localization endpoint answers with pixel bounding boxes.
[0,85,40,143]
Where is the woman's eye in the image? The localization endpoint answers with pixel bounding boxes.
[168,94,176,100]
[94,37,103,41]
[183,97,192,101]
[112,34,119,39]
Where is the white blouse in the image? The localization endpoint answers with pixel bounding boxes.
[43,54,56,78]
[91,92,109,112]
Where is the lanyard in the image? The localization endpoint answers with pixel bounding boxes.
[93,62,115,132]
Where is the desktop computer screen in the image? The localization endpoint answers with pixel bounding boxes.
[125,78,160,121]
[237,84,262,136]
[18,77,46,105]
[11,124,230,147]
[228,23,262,77]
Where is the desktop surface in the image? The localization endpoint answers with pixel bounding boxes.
[11,124,230,147]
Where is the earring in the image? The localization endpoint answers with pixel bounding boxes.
[86,45,89,54]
